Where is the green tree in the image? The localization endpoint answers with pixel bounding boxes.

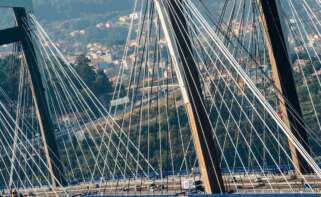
[74,55,113,106]
[74,55,96,88]
[94,70,112,94]
[93,69,113,105]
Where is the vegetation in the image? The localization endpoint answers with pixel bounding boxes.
[0,56,20,100]
[74,55,114,106]
[0,55,113,107]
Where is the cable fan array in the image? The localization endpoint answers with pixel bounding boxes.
[195,0,321,166]
[111,0,321,193]
[0,0,321,195]
[0,11,159,196]
[0,47,65,195]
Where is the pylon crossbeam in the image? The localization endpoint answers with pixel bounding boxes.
[0,27,22,45]
[0,0,33,12]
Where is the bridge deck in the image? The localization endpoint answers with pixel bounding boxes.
[4,174,321,196]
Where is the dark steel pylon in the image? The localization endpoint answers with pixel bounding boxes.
[0,2,66,187]
[257,0,312,174]
[155,0,225,193]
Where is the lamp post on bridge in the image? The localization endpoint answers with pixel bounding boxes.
[257,0,312,174]
[0,1,66,187]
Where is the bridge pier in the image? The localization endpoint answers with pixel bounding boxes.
[257,0,312,174]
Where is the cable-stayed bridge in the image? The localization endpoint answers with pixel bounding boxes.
[1,0,321,196]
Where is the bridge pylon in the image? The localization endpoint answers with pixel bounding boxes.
[257,0,312,174]
[0,1,67,187]
[155,0,225,194]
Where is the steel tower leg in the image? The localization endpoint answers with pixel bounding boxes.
[0,7,67,187]
[257,0,312,174]
[155,0,225,193]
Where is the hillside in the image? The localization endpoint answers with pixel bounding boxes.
[0,1,223,53]
[33,0,133,21]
